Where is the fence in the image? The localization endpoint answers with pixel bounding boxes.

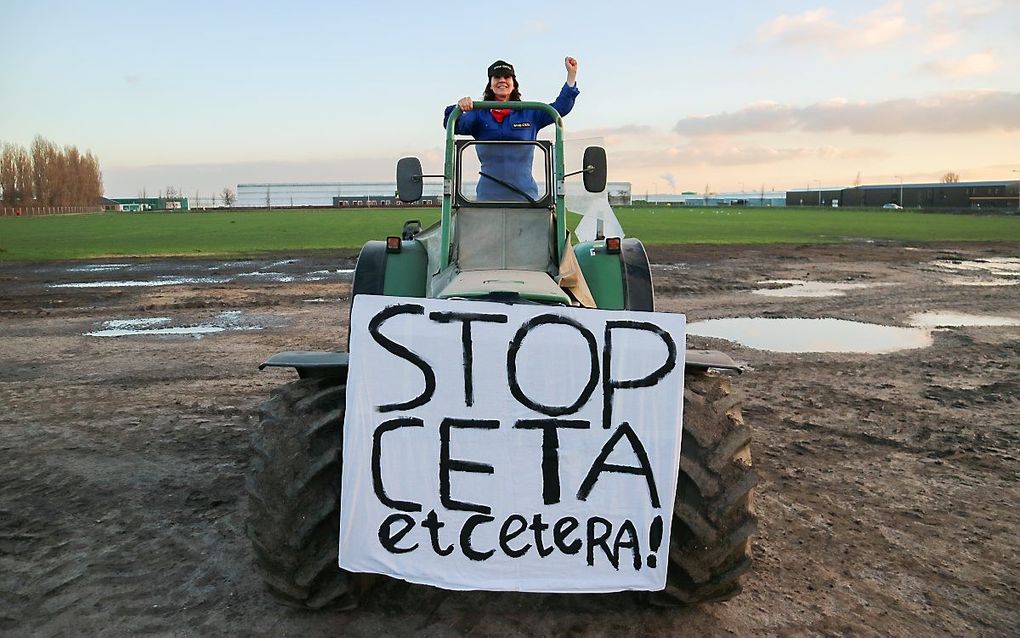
[0,206,104,217]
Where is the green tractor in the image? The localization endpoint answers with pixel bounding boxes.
[247,101,756,609]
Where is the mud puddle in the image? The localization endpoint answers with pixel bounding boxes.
[52,268,353,289]
[687,317,933,353]
[931,256,1020,286]
[908,311,1020,328]
[689,309,1019,353]
[751,279,887,297]
[85,310,281,337]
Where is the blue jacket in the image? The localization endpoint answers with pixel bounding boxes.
[443,83,579,201]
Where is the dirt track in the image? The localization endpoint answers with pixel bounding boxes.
[1,242,1018,636]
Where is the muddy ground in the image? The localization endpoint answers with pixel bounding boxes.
[1,242,1018,636]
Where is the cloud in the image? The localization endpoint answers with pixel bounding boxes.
[925,30,960,52]
[124,74,142,86]
[659,173,676,192]
[673,91,1020,136]
[757,2,911,50]
[612,143,886,169]
[918,50,1001,77]
[927,0,1002,27]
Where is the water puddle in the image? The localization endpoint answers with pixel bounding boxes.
[67,263,132,272]
[53,268,354,289]
[687,318,933,354]
[56,276,234,289]
[932,257,1020,286]
[652,264,690,272]
[751,279,883,298]
[908,312,1020,328]
[85,311,270,338]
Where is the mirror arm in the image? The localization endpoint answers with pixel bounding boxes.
[563,165,593,178]
[411,173,444,182]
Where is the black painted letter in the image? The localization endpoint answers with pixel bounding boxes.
[577,422,661,508]
[428,311,508,407]
[507,314,599,416]
[601,320,677,428]
[440,418,499,514]
[369,304,437,412]
[372,417,424,512]
[378,513,418,554]
[513,419,590,504]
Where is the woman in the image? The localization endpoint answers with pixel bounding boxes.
[443,57,579,201]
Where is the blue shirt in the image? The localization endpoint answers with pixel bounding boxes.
[443,83,579,201]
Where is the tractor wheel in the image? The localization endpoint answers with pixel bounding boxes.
[656,370,757,605]
[246,377,359,609]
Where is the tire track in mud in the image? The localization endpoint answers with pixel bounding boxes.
[0,405,256,634]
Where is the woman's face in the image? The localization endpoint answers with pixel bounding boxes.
[489,74,514,101]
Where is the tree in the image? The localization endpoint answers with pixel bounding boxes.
[853,171,862,186]
[222,187,235,207]
[1,136,101,207]
[0,143,27,205]
[941,171,960,183]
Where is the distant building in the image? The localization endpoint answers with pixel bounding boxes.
[112,197,189,211]
[236,182,443,208]
[235,181,633,208]
[787,180,1020,210]
[98,197,122,211]
[633,191,786,207]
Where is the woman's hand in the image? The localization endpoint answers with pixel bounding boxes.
[564,56,578,86]
[457,96,474,111]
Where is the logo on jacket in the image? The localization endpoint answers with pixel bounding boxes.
[512,122,531,128]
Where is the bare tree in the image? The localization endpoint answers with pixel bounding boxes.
[853,171,862,186]
[222,187,235,207]
[2,136,101,208]
[941,171,960,183]
[0,143,19,205]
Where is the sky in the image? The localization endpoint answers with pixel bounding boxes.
[2,0,1018,198]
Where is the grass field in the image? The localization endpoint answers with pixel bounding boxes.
[1,207,1018,262]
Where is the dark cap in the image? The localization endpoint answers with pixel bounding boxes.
[487,60,515,78]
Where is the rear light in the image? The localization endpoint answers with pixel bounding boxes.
[605,237,622,254]
[386,236,402,253]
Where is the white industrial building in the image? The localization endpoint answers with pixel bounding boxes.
[235,181,632,208]
[634,191,786,207]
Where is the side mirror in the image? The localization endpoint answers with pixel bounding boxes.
[582,146,607,193]
[396,157,423,203]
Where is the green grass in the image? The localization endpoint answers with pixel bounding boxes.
[1,207,1017,262]
[613,207,1020,244]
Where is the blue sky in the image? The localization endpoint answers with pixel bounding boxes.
[2,0,1018,197]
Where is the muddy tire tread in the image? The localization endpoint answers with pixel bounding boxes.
[246,377,357,610]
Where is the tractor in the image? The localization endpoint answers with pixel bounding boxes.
[247,101,756,609]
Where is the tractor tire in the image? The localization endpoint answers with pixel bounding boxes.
[246,377,359,610]
[655,370,757,605]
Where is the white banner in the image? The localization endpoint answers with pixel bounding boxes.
[339,295,686,592]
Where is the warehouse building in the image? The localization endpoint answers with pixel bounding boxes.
[113,196,189,211]
[634,191,786,207]
[787,180,1020,210]
[236,181,632,207]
